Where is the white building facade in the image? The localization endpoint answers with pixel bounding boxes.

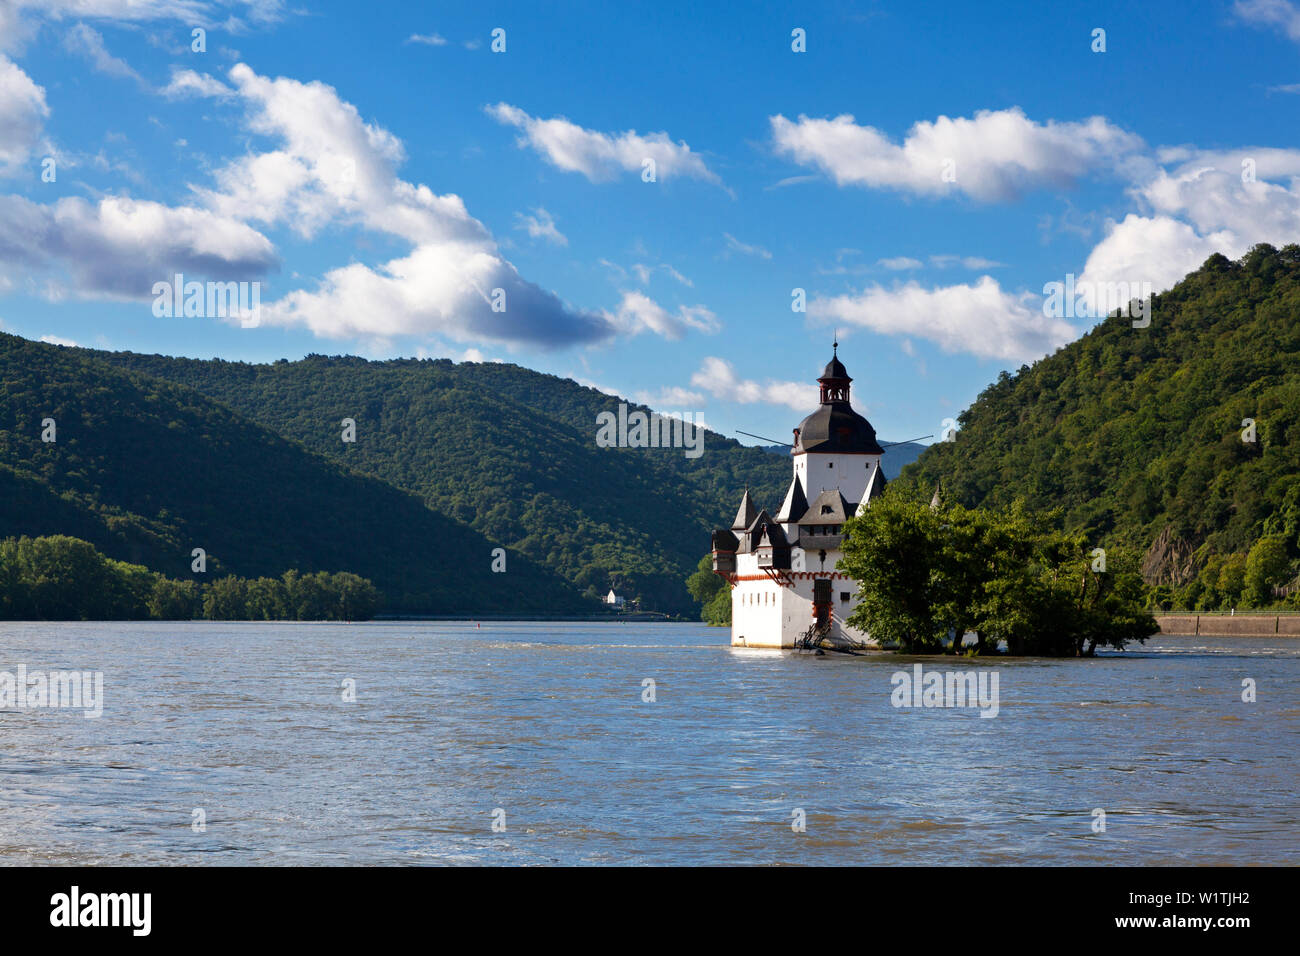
[711,348,887,649]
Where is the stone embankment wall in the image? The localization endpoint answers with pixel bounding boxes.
[1157,614,1300,636]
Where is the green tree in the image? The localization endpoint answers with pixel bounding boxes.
[1243,536,1291,607]
[842,491,1156,656]
[840,493,945,652]
[147,578,203,620]
[686,554,729,625]
[203,577,249,620]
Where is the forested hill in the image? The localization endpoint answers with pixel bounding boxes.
[0,333,582,614]
[85,349,791,613]
[900,245,1300,604]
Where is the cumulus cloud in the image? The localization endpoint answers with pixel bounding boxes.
[160,67,233,99]
[486,102,722,185]
[193,64,622,347]
[1077,214,1239,303]
[1067,149,1300,302]
[691,356,809,411]
[770,107,1143,201]
[0,54,48,175]
[39,333,78,346]
[515,206,567,245]
[1140,153,1300,242]
[0,194,277,298]
[808,277,1077,363]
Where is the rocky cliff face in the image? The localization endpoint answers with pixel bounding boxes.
[1142,525,1199,586]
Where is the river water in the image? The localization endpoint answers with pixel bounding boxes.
[0,621,1295,865]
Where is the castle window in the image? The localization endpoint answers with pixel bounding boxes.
[827,461,833,468]
[821,505,832,514]
[840,592,851,602]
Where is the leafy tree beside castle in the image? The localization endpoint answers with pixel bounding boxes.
[839,491,1156,656]
[686,554,730,626]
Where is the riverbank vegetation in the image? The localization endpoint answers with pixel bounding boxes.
[838,493,1156,656]
[0,535,380,621]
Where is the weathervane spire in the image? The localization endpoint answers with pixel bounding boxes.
[833,331,838,356]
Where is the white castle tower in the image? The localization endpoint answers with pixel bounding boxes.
[710,345,887,649]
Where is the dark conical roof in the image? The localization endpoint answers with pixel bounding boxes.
[820,355,849,380]
[775,474,808,523]
[732,488,758,531]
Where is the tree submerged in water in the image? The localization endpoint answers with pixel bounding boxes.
[839,491,1157,656]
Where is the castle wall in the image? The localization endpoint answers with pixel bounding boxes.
[794,451,880,504]
[730,549,873,649]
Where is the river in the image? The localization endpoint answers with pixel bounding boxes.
[1,621,1295,865]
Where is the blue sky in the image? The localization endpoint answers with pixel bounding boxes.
[2,0,1299,446]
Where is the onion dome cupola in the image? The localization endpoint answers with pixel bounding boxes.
[792,342,885,455]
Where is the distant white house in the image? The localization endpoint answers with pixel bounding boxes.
[605,589,625,607]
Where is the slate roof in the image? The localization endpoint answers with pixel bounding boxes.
[731,488,758,531]
[798,489,855,525]
[793,402,885,455]
[775,474,808,524]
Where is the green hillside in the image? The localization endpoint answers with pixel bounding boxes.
[900,244,1300,609]
[0,333,582,614]
[83,350,791,613]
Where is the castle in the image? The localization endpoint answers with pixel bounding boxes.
[710,346,886,649]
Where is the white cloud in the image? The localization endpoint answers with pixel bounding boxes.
[407,33,448,46]
[662,264,692,287]
[515,206,567,246]
[191,65,620,347]
[603,290,718,340]
[1234,0,1300,42]
[39,333,78,346]
[877,256,922,270]
[0,55,48,175]
[722,232,771,259]
[1140,154,1300,242]
[486,102,722,185]
[931,254,1004,269]
[691,356,809,411]
[771,107,1143,201]
[63,23,144,83]
[0,194,277,298]
[633,386,707,408]
[808,277,1077,363]
[4,2,280,55]
[1077,214,1239,303]
[161,67,233,99]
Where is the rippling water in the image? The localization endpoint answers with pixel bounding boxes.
[0,621,1296,865]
